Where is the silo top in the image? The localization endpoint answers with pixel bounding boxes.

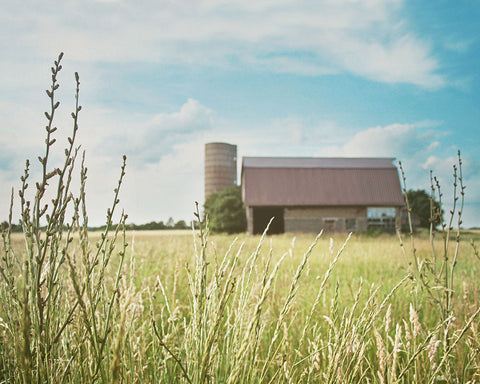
[205,142,235,146]
[205,142,237,152]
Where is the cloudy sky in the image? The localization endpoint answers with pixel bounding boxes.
[1,0,479,228]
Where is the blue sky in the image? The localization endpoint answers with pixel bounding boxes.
[1,0,479,228]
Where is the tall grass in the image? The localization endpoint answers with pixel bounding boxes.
[0,54,479,383]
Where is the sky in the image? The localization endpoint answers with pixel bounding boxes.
[1,0,479,228]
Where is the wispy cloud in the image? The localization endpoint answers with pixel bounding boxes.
[1,0,444,87]
[331,34,444,88]
[93,99,214,165]
[443,37,475,53]
[317,122,439,158]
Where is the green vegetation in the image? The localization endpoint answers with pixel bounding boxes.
[405,189,443,228]
[96,218,193,231]
[0,219,192,233]
[204,185,247,234]
[0,54,479,383]
[0,221,22,233]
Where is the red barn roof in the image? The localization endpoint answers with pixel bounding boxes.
[242,157,405,207]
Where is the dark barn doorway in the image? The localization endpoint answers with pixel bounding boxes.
[253,207,284,235]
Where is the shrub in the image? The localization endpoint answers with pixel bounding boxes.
[204,185,246,234]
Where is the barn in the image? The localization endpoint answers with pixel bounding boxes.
[241,157,405,234]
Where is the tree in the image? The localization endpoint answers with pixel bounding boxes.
[166,217,175,228]
[204,185,247,234]
[0,221,22,233]
[405,189,443,228]
[174,220,188,229]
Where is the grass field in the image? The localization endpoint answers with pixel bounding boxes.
[2,227,479,383]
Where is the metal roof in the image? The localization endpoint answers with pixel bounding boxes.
[242,157,397,169]
[242,157,404,207]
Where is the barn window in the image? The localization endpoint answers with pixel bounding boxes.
[324,219,335,232]
[367,207,396,218]
[346,218,356,231]
[367,207,396,231]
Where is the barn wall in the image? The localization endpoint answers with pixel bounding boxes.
[246,205,399,234]
[285,206,366,218]
[284,206,368,233]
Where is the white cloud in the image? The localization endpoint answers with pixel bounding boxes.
[248,55,337,77]
[427,141,441,151]
[0,0,444,87]
[75,98,215,167]
[423,155,456,172]
[318,122,438,158]
[150,99,214,133]
[331,34,445,88]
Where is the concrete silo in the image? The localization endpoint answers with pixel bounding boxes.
[204,142,237,199]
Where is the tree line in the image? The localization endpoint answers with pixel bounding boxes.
[0,217,195,233]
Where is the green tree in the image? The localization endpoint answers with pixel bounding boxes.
[405,189,443,228]
[0,221,22,233]
[174,220,188,229]
[204,185,247,234]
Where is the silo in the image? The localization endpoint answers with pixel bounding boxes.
[205,142,237,199]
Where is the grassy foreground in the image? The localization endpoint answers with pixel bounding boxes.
[1,53,479,383]
[1,227,480,383]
